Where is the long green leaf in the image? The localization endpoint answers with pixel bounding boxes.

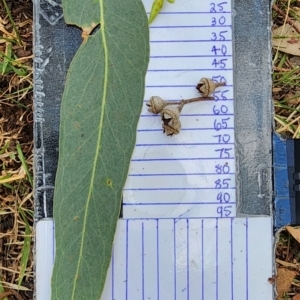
[0,280,8,300]
[16,142,33,187]
[17,208,31,288]
[51,0,149,299]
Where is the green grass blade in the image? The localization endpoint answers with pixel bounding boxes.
[16,142,32,186]
[0,142,10,155]
[2,42,12,75]
[17,208,31,289]
[0,280,9,300]
[2,0,22,45]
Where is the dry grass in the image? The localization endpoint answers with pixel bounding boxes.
[0,0,33,299]
[273,0,300,138]
[275,227,300,299]
[273,2,300,298]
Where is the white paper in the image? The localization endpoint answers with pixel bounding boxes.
[123,0,235,218]
[101,218,273,300]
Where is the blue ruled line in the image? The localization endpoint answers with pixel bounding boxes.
[112,246,114,300]
[140,112,234,116]
[135,142,234,147]
[148,68,233,72]
[126,220,129,300]
[145,84,233,88]
[150,25,231,29]
[202,220,205,300]
[151,39,232,43]
[246,219,249,300]
[174,220,177,300]
[187,219,190,300]
[230,218,233,300]
[122,216,235,220]
[131,157,235,162]
[123,188,236,191]
[157,220,160,300]
[123,202,236,206]
[128,173,235,177]
[147,11,232,15]
[216,219,219,300]
[150,55,232,58]
[137,128,234,132]
[142,223,145,300]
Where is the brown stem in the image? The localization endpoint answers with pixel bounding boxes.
[182,96,215,104]
[215,82,226,88]
[10,290,24,300]
[0,292,12,300]
[272,4,300,34]
[164,96,215,107]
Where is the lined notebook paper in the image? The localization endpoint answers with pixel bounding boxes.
[101,218,273,300]
[123,0,235,219]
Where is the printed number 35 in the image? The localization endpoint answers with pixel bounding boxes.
[149,0,175,24]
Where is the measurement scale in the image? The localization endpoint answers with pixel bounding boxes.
[124,0,235,219]
[35,0,273,299]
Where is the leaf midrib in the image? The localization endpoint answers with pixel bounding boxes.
[71,0,109,297]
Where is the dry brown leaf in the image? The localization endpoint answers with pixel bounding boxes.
[293,294,300,300]
[283,93,300,106]
[276,267,297,298]
[290,56,300,66]
[273,22,300,55]
[286,226,300,243]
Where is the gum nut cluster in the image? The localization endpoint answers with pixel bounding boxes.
[146,77,226,136]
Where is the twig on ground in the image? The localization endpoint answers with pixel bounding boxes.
[272,3,300,34]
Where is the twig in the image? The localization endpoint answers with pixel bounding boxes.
[161,97,215,107]
[2,0,22,45]
[272,3,300,34]
[10,289,24,300]
[273,66,292,72]
[0,292,12,300]
[182,96,215,104]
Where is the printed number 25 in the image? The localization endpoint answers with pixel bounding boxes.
[210,2,228,13]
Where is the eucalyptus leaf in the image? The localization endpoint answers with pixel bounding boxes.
[51,0,149,299]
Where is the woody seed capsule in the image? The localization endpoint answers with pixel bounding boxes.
[146,96,168,114]
[163,119,181,136]
[196,77,226,97]
[160,103,183,136]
